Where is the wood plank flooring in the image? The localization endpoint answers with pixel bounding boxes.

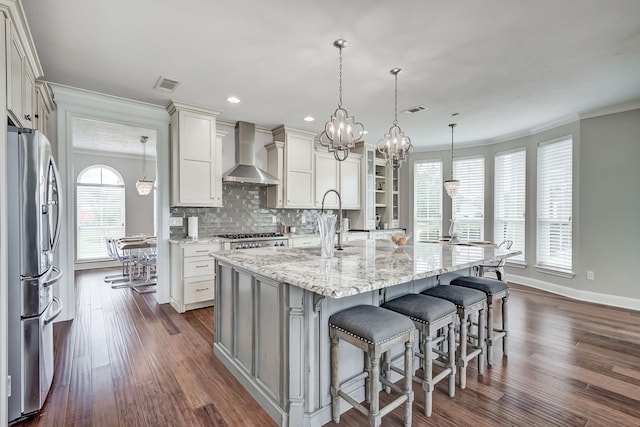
[14,269,640,426]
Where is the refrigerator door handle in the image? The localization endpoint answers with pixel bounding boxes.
[43,267,63,288]
[47,157,63,253]
[44,297,63,325]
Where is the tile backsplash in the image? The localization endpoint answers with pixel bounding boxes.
[170,183,331,239]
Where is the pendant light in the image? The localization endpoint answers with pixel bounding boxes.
[378,68,413,170]
[135,136,154,196]
[319,39,365,161]
[444,116,460,198]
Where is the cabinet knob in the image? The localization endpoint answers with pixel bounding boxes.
[24,114,32,121]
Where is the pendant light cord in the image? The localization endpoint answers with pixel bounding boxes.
[338,45,343,108]
[449,123,456,180]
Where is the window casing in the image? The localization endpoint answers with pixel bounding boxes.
[76,165,126,261]
[452,156,485,240]
[537,137,572,272]
[414,160,442,241]
[494,149,526,263]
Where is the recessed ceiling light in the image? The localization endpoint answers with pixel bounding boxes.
[227,96,240,103]
[363,130,368,135]
[304,116,315,122]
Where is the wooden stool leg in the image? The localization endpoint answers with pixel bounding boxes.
[423,331,433,417]
[368,354,381,427]
[478,305,486,374]
[458,310,468,389]
[486,299,494,367]
[330,334,340,423]
[404,338,414,427]
[503,293,509,356]
[447,321,456,397]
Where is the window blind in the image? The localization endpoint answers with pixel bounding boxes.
[76,166,126,261]
[494,149,526,262]
[414,161,442,241]
[537,138,572,271]
[452,157,485,240]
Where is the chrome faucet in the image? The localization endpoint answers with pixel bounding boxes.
[321,189,343,251]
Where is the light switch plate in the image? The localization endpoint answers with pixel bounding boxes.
[170,217,184,227]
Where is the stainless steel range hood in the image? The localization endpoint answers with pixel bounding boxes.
[222,121,280,186]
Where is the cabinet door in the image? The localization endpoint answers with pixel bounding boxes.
[7,21,25,126]
[315,151,339,209]
[23,62,35,126]
[365,149,376,228]
[285,134,314,208]
[340,156,360,209]
[177,110,221,206]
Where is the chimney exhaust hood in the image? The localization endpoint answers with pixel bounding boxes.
[222,121,280,186]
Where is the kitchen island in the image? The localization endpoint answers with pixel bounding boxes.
[211,240,520,427]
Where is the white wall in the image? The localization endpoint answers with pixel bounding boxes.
[403,108,640,308]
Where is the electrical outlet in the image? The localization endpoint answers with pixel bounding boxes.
[169,217,183,227]
[272,215,277,224]
[586,271,595,280]
[301,216,306,224]
[7,375,11,397]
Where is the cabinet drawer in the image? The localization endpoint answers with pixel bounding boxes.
[184,257,215,277]
[184,244,218,257]
[291,237,320,248]
[184,277,214,304]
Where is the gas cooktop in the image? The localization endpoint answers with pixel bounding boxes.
[217,232,284,240]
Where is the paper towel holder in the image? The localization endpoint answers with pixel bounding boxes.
[188,216,199,240]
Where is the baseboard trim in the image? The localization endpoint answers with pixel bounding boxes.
[508,274,640,312]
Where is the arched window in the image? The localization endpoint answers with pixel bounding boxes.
[76,165,125,261]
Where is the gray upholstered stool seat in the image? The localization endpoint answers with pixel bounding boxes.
[329,305,415,427]
[451,276,510,367]
[381,294,457,416]
[421,285,486,389]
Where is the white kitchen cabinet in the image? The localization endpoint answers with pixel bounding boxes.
[289,235,320,248]
[6,18,36,128]
[386,165,400,228]
[267,126,315,209]
[340,154,361,209]
[348,143,378,230]
[314,150,360,210]
[167,101,222,207]
[314,150,339,209]
[34,81,54,137]
[170,241,220,313]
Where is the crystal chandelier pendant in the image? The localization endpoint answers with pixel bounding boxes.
[444,120,460,197]
[377,68,412,170]
[319,39,365,161]
[136,136,154,196]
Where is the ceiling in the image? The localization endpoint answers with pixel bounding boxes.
[22,0,640,150]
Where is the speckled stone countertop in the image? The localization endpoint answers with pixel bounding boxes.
[168,238,225,245]
[211,240,521,298]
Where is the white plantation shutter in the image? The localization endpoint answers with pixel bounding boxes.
[494,149,526,262]
[537,138,572,271]
[452,157,484,240]
[414,161,442,241]
[76,166,126,261]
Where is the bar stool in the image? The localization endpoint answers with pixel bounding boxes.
[329,305,415,427]
[420,285,486,389]
[451,276,509,367]
[381,294,457,416]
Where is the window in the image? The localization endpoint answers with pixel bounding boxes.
[414,160,442,241]
[76,165,126,261]
[494,149,526,263]
[537,137,572,272]
[452,157,485,240]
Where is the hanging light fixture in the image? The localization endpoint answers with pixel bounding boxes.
[378,68,413,170]
[319,39,365,161]
[444,116,460,197]
[136,136,154,196]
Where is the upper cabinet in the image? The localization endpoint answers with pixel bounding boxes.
[5,14,39,129]
[167,101,222,207]
[267,126,315,209]
[34,81,55,137]
[314,150,361,210]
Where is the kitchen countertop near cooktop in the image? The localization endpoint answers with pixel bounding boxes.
[211,240,521,298]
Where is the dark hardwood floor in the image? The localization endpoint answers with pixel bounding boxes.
[15,269,640,426]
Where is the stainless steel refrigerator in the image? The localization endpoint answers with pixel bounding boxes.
[7,126,63,423]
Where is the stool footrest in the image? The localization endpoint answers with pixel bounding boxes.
[339,371,369,392]
[379,395,409,418]
[337,390,369,418]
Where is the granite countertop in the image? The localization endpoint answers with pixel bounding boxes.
[169,237,226,245]
[211,240,521,298]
